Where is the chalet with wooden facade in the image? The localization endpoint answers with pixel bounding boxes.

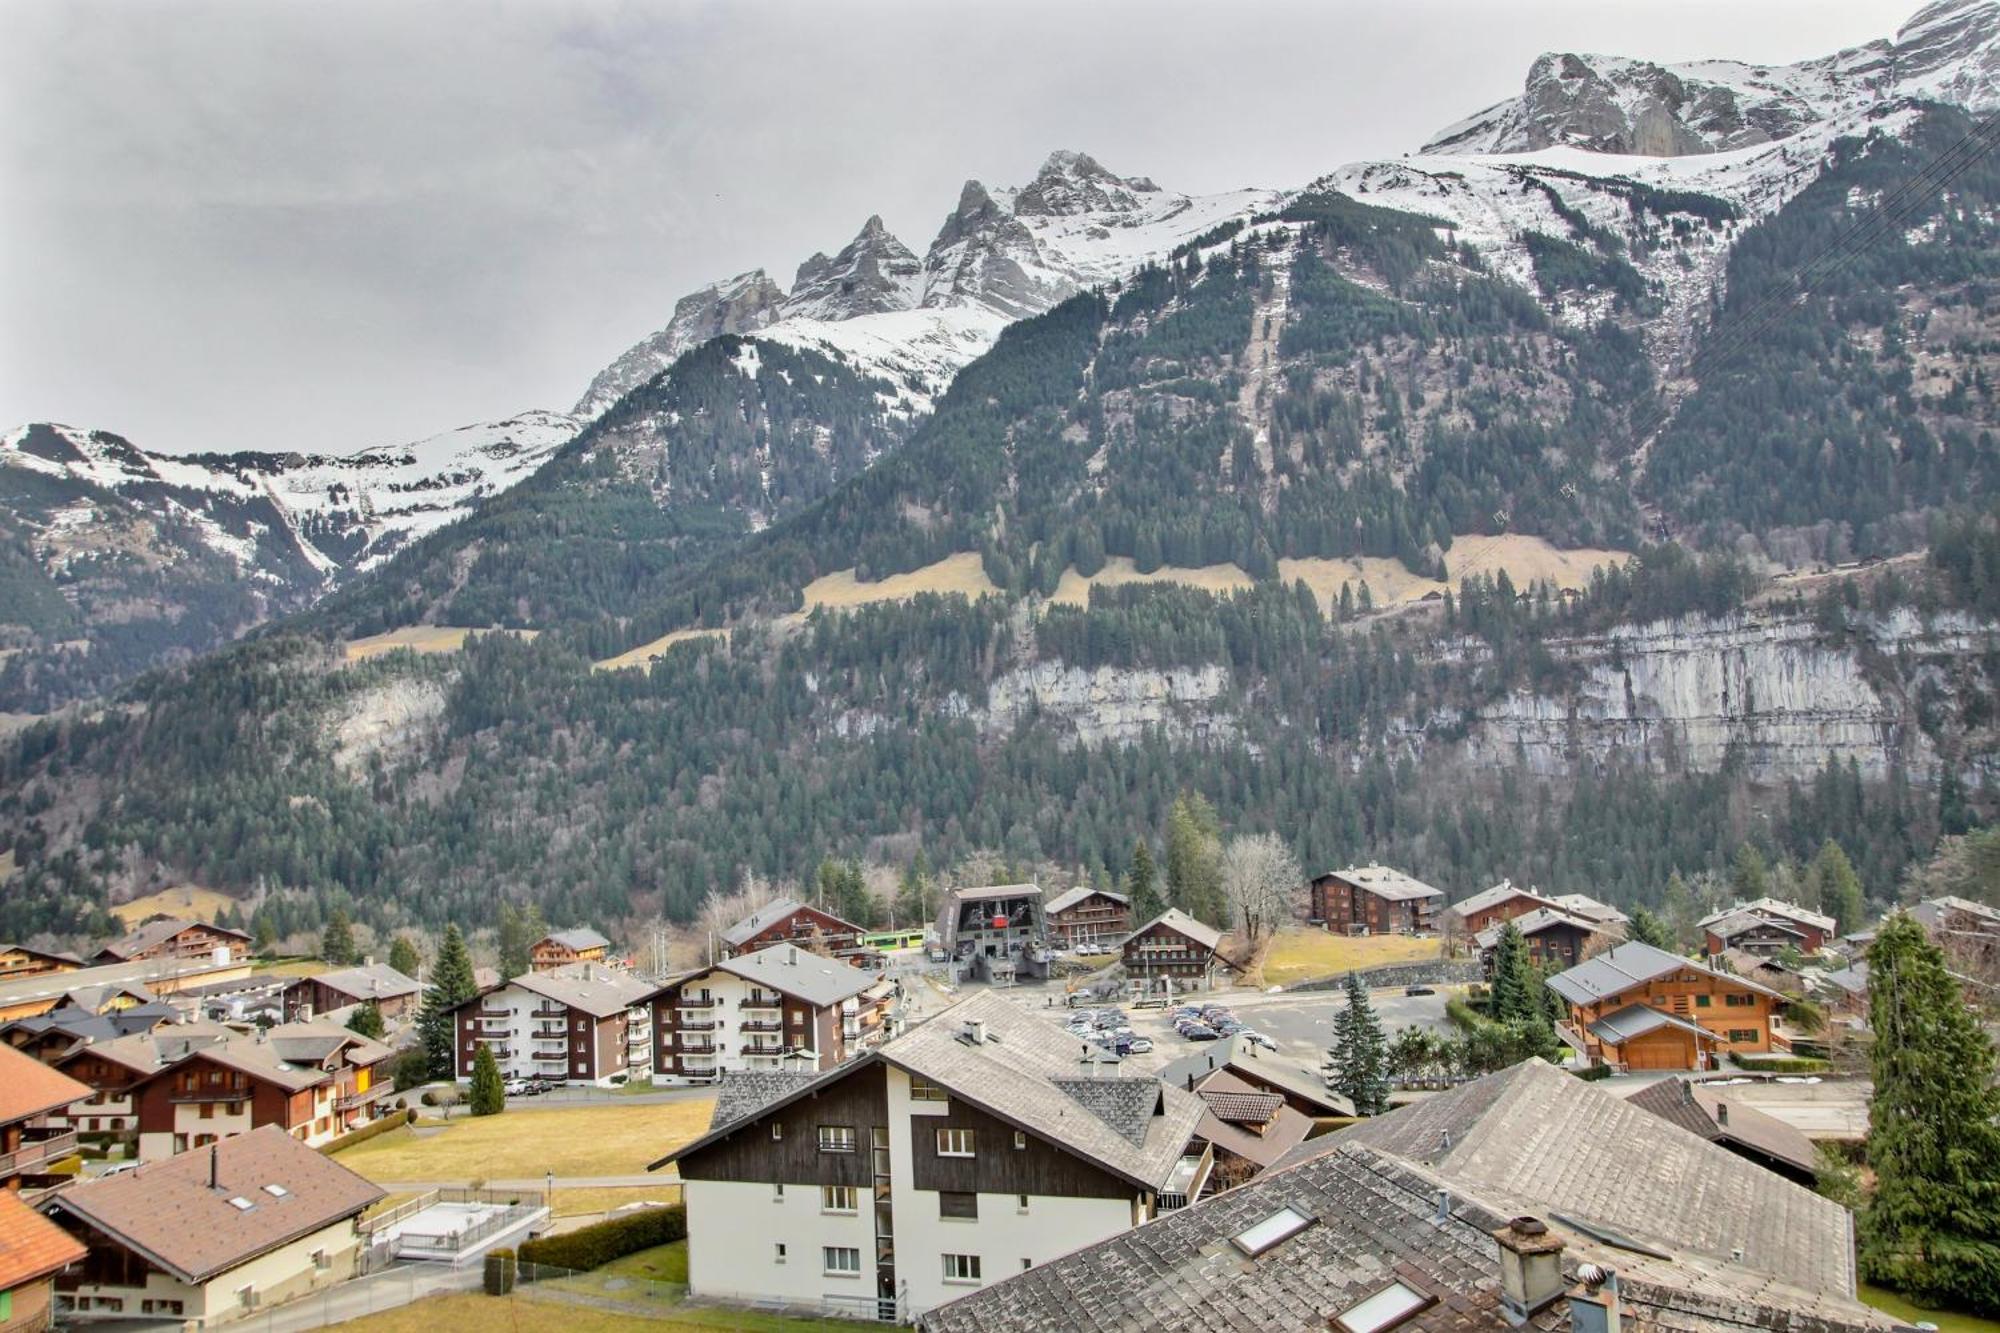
[1041,887,1129,952]
[651,993,1208,1322]
[530,928,611,972]
[281,962,420,1024]
[45,1126,381,1326]
[1446,880,1561,936]
[93,920,252,967]
[1547,940,1787,1072]
[1698,899,1835,956]
[0,945,80,983]
[0,1044,88,1198]
[1548,892,1629,928]
[1307,864,1442,936]
[1181,1068,1312,1194]
[0,1188,84,1333]
[649,944,891,1085]
[0,956,251,1026]
[451,961,655,1088]
[1473,907,1609,974]
[41,1023,229,1142]
[123,1023,393,1162]
[721,900,870,963]
[1121,909,1227,984]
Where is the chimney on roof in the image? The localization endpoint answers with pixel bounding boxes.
[363,955,374,968]
[1567,1264,1621,1333]
[1715,1101,1729,1127]
[1494,1216,1566,1320]
[963,1019,984,1045]
[208,1144,220,1191]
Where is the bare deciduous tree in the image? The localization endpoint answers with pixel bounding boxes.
[1222,833,1302,951]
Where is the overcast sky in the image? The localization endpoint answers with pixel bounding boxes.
[2,0,1922,456]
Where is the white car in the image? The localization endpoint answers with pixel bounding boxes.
[1241,1031,1279,1052]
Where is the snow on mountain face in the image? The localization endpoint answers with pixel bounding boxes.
[577,151,1279,418]
[1422,0,2000,158]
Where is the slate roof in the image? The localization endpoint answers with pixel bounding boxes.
[1473,907,1600,951]
[0,1188,85,1290]
[708,1071,829,1130]
[1697,898,1836,935]
[1045,886,1129,916]
[507,963,655,1019]
[1199,1088,1285,1125]
[712,944,878,1008]
[49,982,157,1015]
[656,992,1203,1192]
[46,1125,382,1284]
[1547,893,1629,926]
[1127,907,1223,953]
[264,1021,392,1068]
[1703,908,1807,943]
[1585,1002,1716,1046]
[1910,895,2000,932]
[719,898,862,947]
[1316,864,1444,902]
[1189,1071,1312,1170]
[1331,1059,1857,1295]
[1449,880,1556,919]
[6,1002,177,1046]
[97,918,250,961]
[1625,1078,1819,1178]
[1157,1038,1353,1117]
[304,963,420,1003]
[0,1042,91,1124]
[539,927,610,953]
[1821,961,1870,996]
[1545,940,1785,1008]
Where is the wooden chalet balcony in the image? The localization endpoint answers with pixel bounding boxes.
[0,1127,77,1178]
[167,1087,252,1104]
[474,1007,510,1020]
[533,1004,567,1017]
[336,1083,394,1113]
[678,1038,716,1054]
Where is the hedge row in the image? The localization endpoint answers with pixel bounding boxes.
[1571,1063,1614,1082]
[518,1204,687,1271]
[321,1108,416,1156]
[1731,1054,1832,1074]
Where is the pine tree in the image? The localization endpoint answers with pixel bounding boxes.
[1808,840,1867,936]
[388,934,421,978]
[1126,841,1164,925]
[419,924,477,1081]
[320,909,356,966]
[894,851,933,928]
[497,903,544,979]
[1489,921,1533,1023]
[1731,843,1770,901]
[469,1044,506,1117]
[1629,907,1672,950]
[1860,913,2000,1313]
[1329,971,1390,1115]
[1165,793,1225,926]
[346,1000,385,1040]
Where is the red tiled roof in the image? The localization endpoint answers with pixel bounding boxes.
[0,1189,84,1290]
[0,1043,90,1125]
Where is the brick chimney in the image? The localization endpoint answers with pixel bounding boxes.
[1494,1216,1566,1321]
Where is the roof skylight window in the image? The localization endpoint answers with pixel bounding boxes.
[1334,1281,1434,1333]
[1230,1205,1315,1257]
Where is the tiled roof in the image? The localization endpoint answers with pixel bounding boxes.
[1045,886,1129,916]
[540,927,610,952]
[1704,909,1807,942]
[1545,940,1785,1007]
[0,1042,91,1124]
[1317,864,1444,902]
[719,898,862,947]
[1473,907,1600,951]
[1190,1071,1311,1169]
[1585,1002,1715,1046]
[1449,880,1556,918]
[1910,896,2000,931]
[507,963,655,1019]
[0,1188,84,1290]
[1332,1059,1857,1295]
[265,1021,392,1068]
[1625,1078,1819,1178]
[1198,1088,1285,1126]
[98,918,250,960]
[1697,898,1836,935]
[1128,908,1223,953]
[1157,1038,1352,1117]
[1821,961,1870,995]
[46,1125,382,1283]
[305,963,420,1003]
[1548,893,1629,925]
[709,1071,829,1130]
[713,944,878,1008]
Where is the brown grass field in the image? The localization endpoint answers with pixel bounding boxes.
[341,626,540,663]
[333,1098,715,1183]
[109,885,239,926]
[1260,929,1442,986]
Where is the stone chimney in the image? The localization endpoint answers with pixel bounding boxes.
[1494,1216,1566,1321]
[1567,1264,1620,1333]
[1715,1100,1729,1127]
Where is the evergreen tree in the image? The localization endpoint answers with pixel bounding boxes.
[1329,971,1390,1115]
[1808,840,1867,935]
[1165,793,1225,926]
[1629,907,1672,950]
[388,934,422,979]
[346,1000,385,1040]
[419,924,477,1081]
[1126,841,1164,924]
[320,909,356,966]
[1731,843,1771,901]
[468,1044,506,1117]
[1860,913,2000,1313]
[497,903,545,979]
[1489,921,1533,1023]
[894,851,934,928]
[818,858,873,928]
[252,912,277,955]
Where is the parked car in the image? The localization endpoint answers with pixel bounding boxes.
[1404,985,1436,997]
[1182,1023,1221,1041]
[1242,1031,1278,1051]
[502,1079,529,1097]
[1124,1036,1154,1054]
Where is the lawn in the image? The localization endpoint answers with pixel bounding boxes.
[1860,1283,2000,1333]
[330,1289,853,1331]
[332,1098,715,1182]
[553,1185,684,1218]
[1261,929,1442,987]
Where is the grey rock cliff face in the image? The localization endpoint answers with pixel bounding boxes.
[783,216,924,322]
[574,270,786,417]
[919,180,1073,320]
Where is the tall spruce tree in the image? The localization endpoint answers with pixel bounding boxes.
[1629,907,1672,950]
[1489,921,1533,1023]
[388,933,421,979]
[419,924,477,1081]
[1329,971,1390,1116]
[1126,841,1164,925]
[320,909,356,966]
[1860,913,2000,1313]
[346,1000,385,1040]
[1809,840,1867,935]
[468,1044,505,1117]
[1165,793,1225,926]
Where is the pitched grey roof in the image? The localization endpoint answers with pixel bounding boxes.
[1585,1002,1714,1046]
[1548,892,1628,925]
[1449,879,1555,918]
[1821,960,1870,996]
[1910,895,2000,931]
[1545,939,1785,1007]
[511,963,656,1018]
[1128,907,1222,952]
[305,963,420,1003]
[714,944,879,1007]
[710,1071,829,1130]
[1333,1059,1858,1296]
[1044,886,1128,916]
[1317,864,1443,902]
[1697,897,1835,935]
[98,918,251,959]
[1472,906,1601,951]
[1157,1037,1352,1117]
[719,898,862,947]
[1625,1078,1819,1179]
[540,927,610,952]
[919,1136,1890,1333]
[1704,908,1807,942]
[948,882,1043,902]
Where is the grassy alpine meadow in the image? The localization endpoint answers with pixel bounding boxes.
[330,1097,715,1183]
[1259,928,1443,987]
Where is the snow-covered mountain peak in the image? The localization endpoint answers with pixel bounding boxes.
[782,217,925,323]
[1010,149,1161,217]
[573,270,786,418]
[1893,0,2000,108]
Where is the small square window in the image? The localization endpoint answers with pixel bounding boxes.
[771,1123,784,1141]
[1017,1193,1029,1212]
[1013,1130,1026,1150]
[775,1243,787,1264]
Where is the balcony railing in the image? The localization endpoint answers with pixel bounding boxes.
[474,1008,510,1020]
[533,1005,567,1017]
[167,1088,252,1105]
[533,1051,570,1064]
[0,1128,77,1177]
[677,1020,717,1033]
[678,1040,716,1054]
[336,1083,394,1113]
[676,996,718,1010]
[1158,1153,1209,1211]
[740,996,781,1011]
[739,1019,783,1033]
[533,1023,565,1037]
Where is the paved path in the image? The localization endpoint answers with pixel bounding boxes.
[249,1264,479,1332]
[377,1174,676,1191]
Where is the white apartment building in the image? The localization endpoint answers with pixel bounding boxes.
[652,991,1211,1321]
[650,944,891,1084]
[451,962,655,1088]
